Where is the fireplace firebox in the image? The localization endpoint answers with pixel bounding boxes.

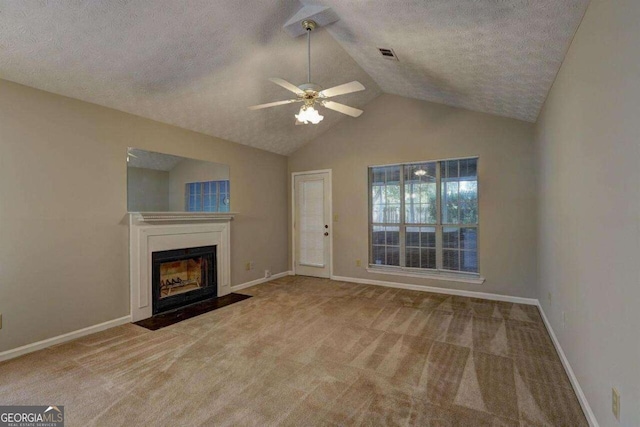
[152,245,217,314]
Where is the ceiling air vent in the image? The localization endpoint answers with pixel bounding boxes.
[378,47,398,61]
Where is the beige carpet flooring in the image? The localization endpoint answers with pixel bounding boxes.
[0,276,587,426]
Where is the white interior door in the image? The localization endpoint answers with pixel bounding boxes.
[294,171,331,278]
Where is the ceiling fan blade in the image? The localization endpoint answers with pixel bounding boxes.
[248,99,299,110]
[269,78,304,95]
[322,101,363,118]
[319,81,365,98]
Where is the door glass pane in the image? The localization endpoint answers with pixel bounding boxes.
[299,179,324,266]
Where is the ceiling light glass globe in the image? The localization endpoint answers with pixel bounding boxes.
[295,105,324,124]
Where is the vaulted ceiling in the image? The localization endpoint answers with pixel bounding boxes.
[0,0,589,155]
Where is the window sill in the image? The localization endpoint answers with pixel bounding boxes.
[366,266,485,285]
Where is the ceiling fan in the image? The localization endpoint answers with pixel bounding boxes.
[248,20,365,125]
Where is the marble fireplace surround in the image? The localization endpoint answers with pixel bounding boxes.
[129,212,234,322]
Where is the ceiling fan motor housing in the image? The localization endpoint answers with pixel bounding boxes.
[299,82,323,95]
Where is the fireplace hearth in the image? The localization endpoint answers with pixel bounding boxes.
[152,245,217,314]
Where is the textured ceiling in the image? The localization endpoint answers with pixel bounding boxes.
[0,1,589,154]
[305,0,589,122]
[0,0,381,155]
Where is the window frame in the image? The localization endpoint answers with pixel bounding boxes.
[368,157,482,283]
[185,180,231,213]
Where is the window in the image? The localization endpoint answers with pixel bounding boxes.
[369,158,479,276]
[185,180,230,212]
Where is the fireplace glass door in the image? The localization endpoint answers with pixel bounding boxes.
[152,245,217,314]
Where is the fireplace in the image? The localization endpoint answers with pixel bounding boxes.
[152,245,217,314]
[129,212,232,322]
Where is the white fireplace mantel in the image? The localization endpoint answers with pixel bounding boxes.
[132,211,236,223]
[129,212,234,322]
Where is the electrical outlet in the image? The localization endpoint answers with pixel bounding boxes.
[265,269,271,278]
[333,214,339,222]
[245,262,252,271]
[356,259,361,267]
[612,388,620,421]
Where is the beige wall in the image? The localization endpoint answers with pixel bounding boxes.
[0,79,289,353]
[534,0,640,424]
[168,159,229,211]
[289,94,537,298]
[127,167,170,212]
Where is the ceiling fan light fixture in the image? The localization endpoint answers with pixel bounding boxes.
[414,169,427,176]
[295,105,324,124]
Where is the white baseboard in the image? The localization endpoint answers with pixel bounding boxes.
[537,304,599,427]
[331,275,538,305]
[0,315,131,363]
[231,270,293,292]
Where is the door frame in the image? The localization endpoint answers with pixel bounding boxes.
[291,169,333,278]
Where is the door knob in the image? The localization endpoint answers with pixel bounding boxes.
[325,225,328,228]
[324,232,329,236]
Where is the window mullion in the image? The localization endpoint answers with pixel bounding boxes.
[399,164,406,267]
[435,161,443,270]
[368,168,373,266]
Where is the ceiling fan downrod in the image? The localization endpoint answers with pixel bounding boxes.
[302,20,316,84]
